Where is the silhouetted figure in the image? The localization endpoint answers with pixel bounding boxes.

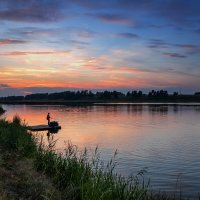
[46,113,51,125]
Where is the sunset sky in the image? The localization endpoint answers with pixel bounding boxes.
[0,0,200,96]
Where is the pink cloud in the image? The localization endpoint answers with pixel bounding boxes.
[0,50,70,56]
[23,91,33,95]
[0,39,26,46]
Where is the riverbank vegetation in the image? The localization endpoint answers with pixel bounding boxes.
[0,90,200,103]
[0,117,183,199]
[0,118,61,199]
[0,106,5,115]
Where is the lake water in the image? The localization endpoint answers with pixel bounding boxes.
[1,104,200,198]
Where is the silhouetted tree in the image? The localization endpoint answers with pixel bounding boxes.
[126,91,131,97]
[1,96,24,101]
[0,89,199,103]
[25,93,48,100]
[173,92,178,96]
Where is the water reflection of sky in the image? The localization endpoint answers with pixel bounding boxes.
[2,104,200,198]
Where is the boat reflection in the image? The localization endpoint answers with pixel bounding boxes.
[47,128,60,140]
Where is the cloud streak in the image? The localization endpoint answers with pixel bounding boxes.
[175,44,200,54]
[0,39,27,46]
[148,39,200,55]
[147,39,170,49]
[90,13,133,25]
[0,8,65,22]
[0,83,10,89]
[69,40,89,46]
[114,33,138,39]
[0,0,68,23]
[163,52,186,58]
[0,50,70,56]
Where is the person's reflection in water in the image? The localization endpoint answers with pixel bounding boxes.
[47,129,59,149]
[47,130,54,145]
[47,129,59,139]
[47,130,51,140]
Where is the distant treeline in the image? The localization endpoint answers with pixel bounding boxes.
[0,90,200,102]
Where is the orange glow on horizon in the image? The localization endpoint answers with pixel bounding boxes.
[1,47,197,92]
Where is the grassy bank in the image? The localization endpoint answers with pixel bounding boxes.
[0,118,180,199]
[0,118,62,199]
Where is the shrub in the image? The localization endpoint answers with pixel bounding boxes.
[13,114,21,125]
[0,106,5,115]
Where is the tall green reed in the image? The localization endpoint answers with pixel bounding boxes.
[34,139,149,200]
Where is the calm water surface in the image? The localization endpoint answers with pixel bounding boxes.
[2,104,200,198]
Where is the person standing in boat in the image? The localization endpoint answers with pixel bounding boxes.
[46,113,51,125]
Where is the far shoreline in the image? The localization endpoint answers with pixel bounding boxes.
[1,100,200,106]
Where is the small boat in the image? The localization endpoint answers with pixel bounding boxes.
[28,121,61,131]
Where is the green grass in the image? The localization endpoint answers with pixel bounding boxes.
[0,117,184,200]
[34,141,150,200]
[0,118,36,157]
